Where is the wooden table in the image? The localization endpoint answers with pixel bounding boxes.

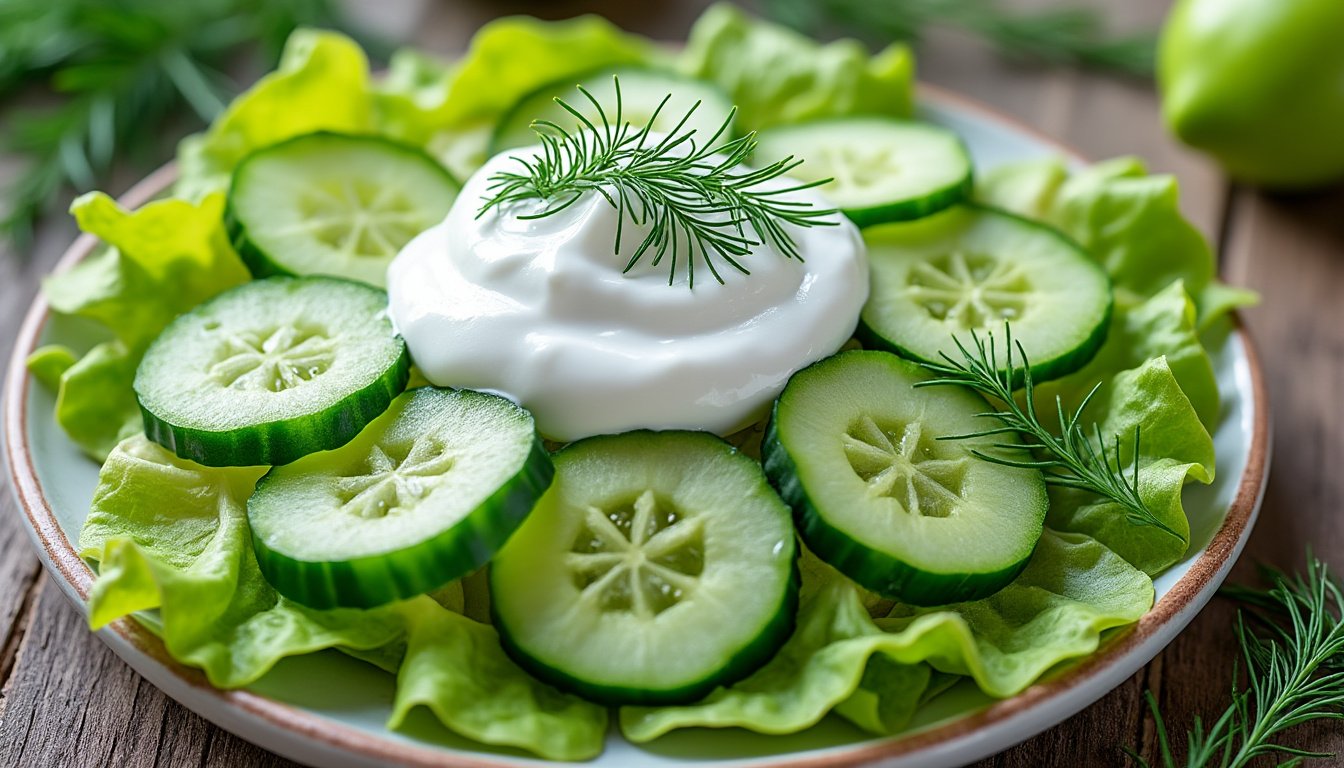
[1,1,1339,765]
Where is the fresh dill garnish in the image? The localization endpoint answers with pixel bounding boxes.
[914,324,1185,543]
[476,78,838,288]
[764,0,1157,78]
[1127,556,1344,768]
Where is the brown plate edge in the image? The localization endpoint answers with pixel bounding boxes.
[1,89,1270,768]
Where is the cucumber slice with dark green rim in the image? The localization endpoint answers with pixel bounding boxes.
[490,431,798,706]
[227,132,459,288]
[489,67,735,155]
[763,350,1047,606]
[752,118,973,227]
[134,276,409,467]
[858,204,1112,383]
[249,387,553,609]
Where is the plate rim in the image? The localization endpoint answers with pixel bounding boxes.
[2,83,1271,768]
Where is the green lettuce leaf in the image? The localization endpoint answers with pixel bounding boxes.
[1041,357,1215,575]
[390,600,609,761]
[25,345,77,390]
[32,192,248,459]
[621,530,1151,742]
[177,20,654,192]
[47,192,249,348]
[425,15,656,131]
[80,435,606,759]
[176,30,376,199]
[47,340,141,459]
[384,16,657,180]
[80,435,404,686]
[1034,280,1219,429]
[978,157,1257,327]
[678,3,914,132]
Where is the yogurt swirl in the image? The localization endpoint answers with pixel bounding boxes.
[386,144,869,440]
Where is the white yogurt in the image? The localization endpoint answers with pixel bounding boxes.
[386,142,868,441]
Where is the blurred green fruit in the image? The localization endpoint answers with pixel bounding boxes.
[1159,0,1344,189]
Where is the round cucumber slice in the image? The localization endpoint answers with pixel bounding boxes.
[489,67,735,155]
[753,118,973,227]
[226,132,459,288]
[134,276,410,467]
[490,431,798,706]
[249,387,553,609]
[763,350,1047,606]
[859,204,1112,383]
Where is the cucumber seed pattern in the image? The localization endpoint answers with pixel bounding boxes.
[815,144,899,190]
[207,325,337,392]
[297,179,430,259]
[336,439,454,519]
[842,415,969,518]
[906,251,1032,328]
[567,490,705,617]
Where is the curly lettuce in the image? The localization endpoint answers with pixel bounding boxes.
[177,20,656,194]
[29,192,248,459]
[621,530,1152,742]
[678,3,914,132]
[978,156,1257,327]
[80,435,607,760]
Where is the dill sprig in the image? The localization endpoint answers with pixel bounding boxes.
[764,0,1156,78]
[1127,556,1344,768]
[914,324,1185,543]
[477,79,838,288]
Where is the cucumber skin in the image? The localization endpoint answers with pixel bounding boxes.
[493,556,800,707]
[842,171,973,229]
[224,131,459,283]
[761,366,1033,607]
[252,434,555,610]
[138,347,411,468]
[857,203,1115,385]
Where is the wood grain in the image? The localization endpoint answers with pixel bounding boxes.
[1,0,1336,766]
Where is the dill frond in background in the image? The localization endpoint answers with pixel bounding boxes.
[0,0,349,248]
[1128,557,1344,768]
[762,0,1156,78]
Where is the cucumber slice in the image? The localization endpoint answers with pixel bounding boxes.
[753,118,973,227]
[249,387,553,609]
[135,276,410,467]
[227,132,459,288]
[859,204,1112,383]
[490,68,736,155]
[763,350,1047,605]
[490,431,798,706]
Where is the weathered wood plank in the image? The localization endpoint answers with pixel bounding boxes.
[0,579,288,768]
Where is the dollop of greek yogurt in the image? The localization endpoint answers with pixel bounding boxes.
[386,141,869,441]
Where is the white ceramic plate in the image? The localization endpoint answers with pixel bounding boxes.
[4,86,1269,768]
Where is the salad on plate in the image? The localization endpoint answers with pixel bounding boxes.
[25,4,1257,761]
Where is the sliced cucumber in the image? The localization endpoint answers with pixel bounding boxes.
[135,276,409,467]
[753,118,973,227]
[226,132,459,288]
[249,387,553,609]
[490,67,735,155]
[490,431,798,706]
[859,204,1112,382]
[763,350,1047,606]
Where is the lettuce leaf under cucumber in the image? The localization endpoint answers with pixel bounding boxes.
[29,192,249,459]
[81,434,607,761]
[978,156,1257,328]
[621,530,1152,741]
[678,3,914,132]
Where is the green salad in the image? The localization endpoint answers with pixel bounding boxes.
[28,4,1257,761]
